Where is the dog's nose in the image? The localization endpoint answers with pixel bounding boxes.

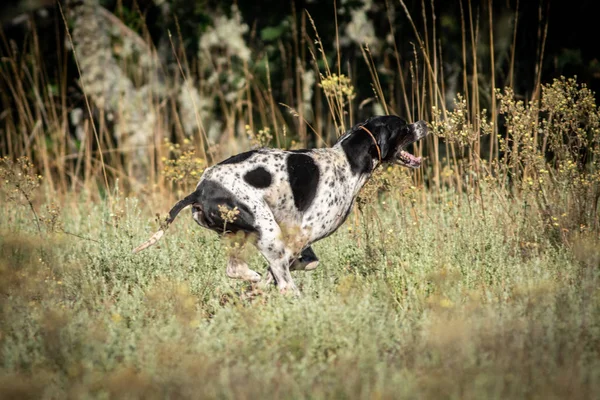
[411,120,429,139]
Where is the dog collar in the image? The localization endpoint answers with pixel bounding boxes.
[358,125,382,165]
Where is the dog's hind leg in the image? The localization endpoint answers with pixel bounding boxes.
[290,246,319,271]
[226,257,261,282]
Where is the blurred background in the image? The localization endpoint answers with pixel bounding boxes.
[1,0,598,194]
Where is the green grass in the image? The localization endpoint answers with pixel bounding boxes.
[1,191,599,399]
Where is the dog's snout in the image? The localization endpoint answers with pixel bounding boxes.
[411,120,429,139]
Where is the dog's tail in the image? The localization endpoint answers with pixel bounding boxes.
[132,191,198,254]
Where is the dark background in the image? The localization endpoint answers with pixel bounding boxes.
[1,0,598,122]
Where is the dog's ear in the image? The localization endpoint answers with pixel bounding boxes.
[360,116,390,160]
[376,126,394,160]
[364,116,402,160]
[372,116,409,160]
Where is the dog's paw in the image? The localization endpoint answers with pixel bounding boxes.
[290,259,319,271]
[304,260,319,271]
[279,287,301,297]
[243,269,262,282]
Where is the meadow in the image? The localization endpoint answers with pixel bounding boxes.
[1,173,599,398]
[1,0,600,398]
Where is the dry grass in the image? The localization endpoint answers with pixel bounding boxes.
[0,186,598,399]
[0,0,599,398]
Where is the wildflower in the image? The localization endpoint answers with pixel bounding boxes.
[439,298,454,308]
[319,74,356,105]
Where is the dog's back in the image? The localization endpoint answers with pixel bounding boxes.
[195,147,357,242]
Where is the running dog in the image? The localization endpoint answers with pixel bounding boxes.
[133,115,428,293]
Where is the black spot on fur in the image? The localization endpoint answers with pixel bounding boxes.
[287,153,319,212]
[193,180,257,234]
[244,167,272,188]
[219,150,256,165]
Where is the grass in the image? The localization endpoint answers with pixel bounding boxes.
[1,186,598,399]
[1,1,599,398]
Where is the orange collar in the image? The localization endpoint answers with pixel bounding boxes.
[358,125,382,164]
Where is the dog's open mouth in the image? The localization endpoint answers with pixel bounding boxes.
[393,120,428,168]
[396,150,423,168]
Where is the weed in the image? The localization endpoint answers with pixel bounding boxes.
[0,196,598,398]
[218,204,240,233]
[245,125,274,148]
[161,138,206,194]
[0,156,43,234]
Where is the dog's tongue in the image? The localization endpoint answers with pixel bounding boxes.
[400,150,422,167]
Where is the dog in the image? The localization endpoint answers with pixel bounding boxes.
[133,115,428,293]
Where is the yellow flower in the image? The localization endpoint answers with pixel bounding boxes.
[439,298,454,308]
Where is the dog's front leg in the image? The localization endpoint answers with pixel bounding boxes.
[266,260,297,295]
[262,246,319,288]
[256,235,298,294]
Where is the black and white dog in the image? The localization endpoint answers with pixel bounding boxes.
[133,115,428,293]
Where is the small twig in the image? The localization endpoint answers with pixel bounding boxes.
[279,103,324,144]
[16,184,42,236]
[60,229,101,244]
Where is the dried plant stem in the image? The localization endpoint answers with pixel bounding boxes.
[167,28,209,165]
[57,1,110,195]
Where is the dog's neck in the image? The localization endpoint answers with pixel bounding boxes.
[334,128,382,177]
[326,135,382,203]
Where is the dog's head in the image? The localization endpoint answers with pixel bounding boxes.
[337,115,429,174]
[361,115,428,168]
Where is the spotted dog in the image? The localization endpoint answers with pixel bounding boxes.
[133,115,428,293]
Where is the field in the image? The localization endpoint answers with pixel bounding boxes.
[1,1,600,398]
[1,182,599,399]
